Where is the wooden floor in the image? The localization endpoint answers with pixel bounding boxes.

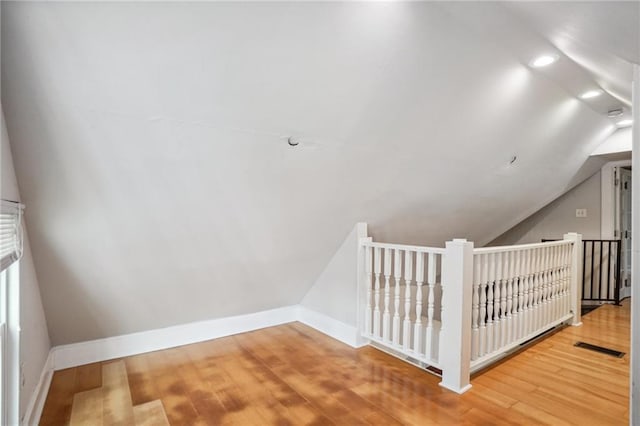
[41,301,630,425]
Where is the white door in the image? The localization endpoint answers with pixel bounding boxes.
[620,167,632,299]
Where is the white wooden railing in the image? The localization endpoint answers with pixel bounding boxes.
[359,233,582,394]
[361,242,445,368]
[470,239,577,371]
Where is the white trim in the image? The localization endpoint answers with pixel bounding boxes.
[51,305,298,370]
[6,263,20,426]
[439,382,472,395]
[630,64,639,426]
[21,351,53,426]
[296,306,364,348]
[601,159,632,239]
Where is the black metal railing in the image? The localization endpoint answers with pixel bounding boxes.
[582,240,621,305]
[542,239,622,305]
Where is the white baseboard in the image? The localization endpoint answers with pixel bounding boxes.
[27,304,365,425]
[52,305,298,370]
[22,350,54,426]
[296,306,366,348]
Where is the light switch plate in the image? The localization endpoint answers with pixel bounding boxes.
[576,209,587,218]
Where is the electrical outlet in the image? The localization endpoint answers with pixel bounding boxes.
[576,209,587,218]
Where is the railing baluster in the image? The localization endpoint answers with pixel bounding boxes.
[560,245,565,314]
[542,247,549,328]
[606,241,612,304]
[383,248,392,342]
[439,253,445,361]
[591,241,596,300]
[506,250,514,345]
[538,247,545,330]
[495,253,503,351]
[403,250,413,351]
[478,289,487,356]
[514,250,523,340]
[426,253,437,360]
[568,243,573,312]
[601,241,607,301]
[393,249,402,346]
[471,256,480,360]
[365,246,373,335]
[549,246,556,321]
[547,246,554,322]
[373,247,382,338]
[479,253,488,357]
[414,252,425,354]
[504,251,512,346]
[523,248,532,336]
[555,245,561,319]
[487,253,495,353]
[533,247,542,333]
[528,248,535,333]
[565,244,571,314]
[542,246,549,327]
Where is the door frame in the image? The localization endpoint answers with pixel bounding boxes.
[601,160,632,300]
[601,159,632,239]
[619,167,632,299]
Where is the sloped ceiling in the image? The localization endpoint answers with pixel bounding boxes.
[1,2,633,344]
[505,1,639,109]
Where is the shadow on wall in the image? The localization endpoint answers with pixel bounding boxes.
[489,203,560,245]
[564,157,607,191]
[488,167,604,246]
[31,232,108,344]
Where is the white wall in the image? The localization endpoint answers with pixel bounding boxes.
[1,110,51,421]
[490,171,602,245]
[301,224,366,326]
[1,2,615,345]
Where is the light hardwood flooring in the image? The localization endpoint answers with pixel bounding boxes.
[40,300,630,425]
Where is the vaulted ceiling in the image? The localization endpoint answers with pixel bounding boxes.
[2,2,637,344]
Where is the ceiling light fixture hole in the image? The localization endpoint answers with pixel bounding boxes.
[287,137,299,147]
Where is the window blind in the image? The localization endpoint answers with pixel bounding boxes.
[0,200,23,272]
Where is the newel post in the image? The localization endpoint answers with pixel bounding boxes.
[439,238,474,394]
[355,223,372,347]
[564,232,583,326]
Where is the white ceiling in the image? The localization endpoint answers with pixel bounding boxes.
[506,1,640,65]
[440,1,638,123]
[1,2,633,344]
[505,1,639,110]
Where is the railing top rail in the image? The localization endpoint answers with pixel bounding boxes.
[474,239,572,254]
[360,240,446,254]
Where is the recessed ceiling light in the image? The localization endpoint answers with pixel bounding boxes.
[617,119,633,127]
[580,90,603,99]
[529,54,558,68]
